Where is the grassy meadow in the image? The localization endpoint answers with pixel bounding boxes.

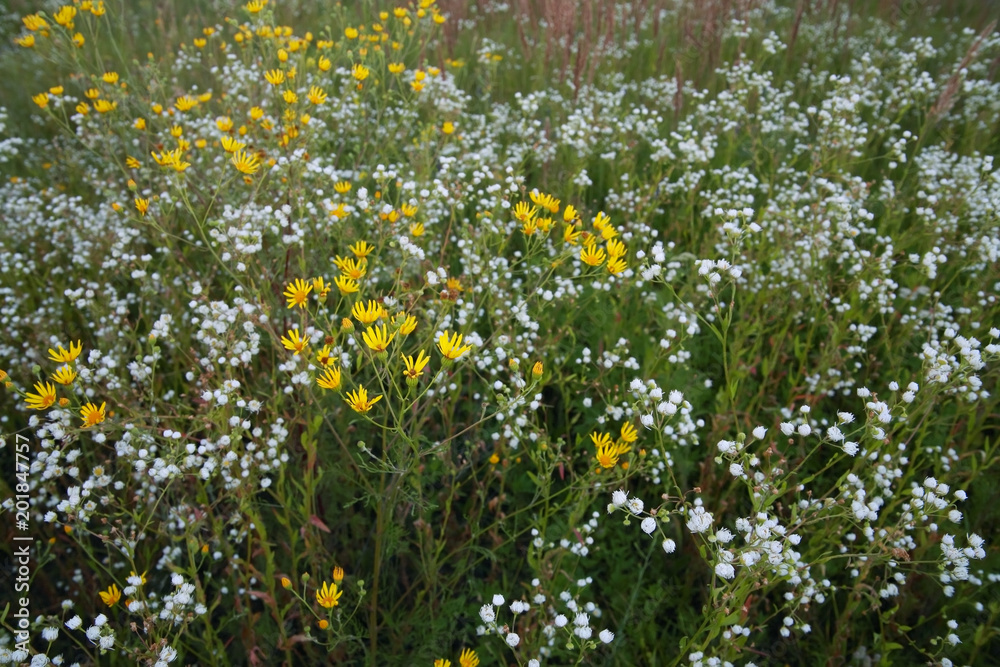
[0,0,999,665]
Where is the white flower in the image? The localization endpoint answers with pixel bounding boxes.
[715,562,736,579]
[492,593,505,606]
[780,422,794,435]
[554,614,568,627]
[65,615,82,630]
[640,517,656,534]
[797,424,811,436]
[715,528,733,543]
[599,629,615,643]
[574,612,589,627]
[480,604,496,624]
[529,661,540,667]
[627,497,644,515]
[662,538,676,554]
[686,506,714,533]
[506,632,520,647]
[612,489,628,507]
[752,426,767,439]
[41,627,59,641]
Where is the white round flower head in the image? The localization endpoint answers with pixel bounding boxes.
[612,489,628,507]
[529,661,540,667]
[600,629,615,643]
[662,538,676,554]
[752,425,767,439]
[554,614,568,627]
[492,593,505,606]
[480,604,496,624]
[506,632,520,648]
[715,562,736,579]
[627,497,644,515]
[641,517,656,534]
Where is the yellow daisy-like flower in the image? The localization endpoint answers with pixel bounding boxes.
[345,27,359,39]
[334,275,359,295]
[51,365,77,385]
[595,440,630,469]
[94,99,117,114]
[409,222,425,237]
[283,278,313,309]
[349,240,374,259]
[593,211,612,231]
[135,197,150,216]
[606,238,626,259]
[16,34,35,48]
[49,341,83,363]
[231,149,261,175]
[264,69,285,86]
[435,660,451,667]
[80,402,107,428]
[216,116,234,132]
[345,385,382,413]
[388,62,406,74]
[352,300,382,326]
[317,55,332,72]
[25,381,57,410]
[23,14,48,31]
[512,201,537,224]
[601,224,618,241]
[333,181,352,194]
[246,0,266,12]
[401,350,430,380]
[32,93,49,109]
[459,648,479,667]
[307,86,327,105]
[397,314,417,335]
[361,324,395,353]
[221,136,247,153]
[607,256,628,275]
[280,329,309,355]
[580,243,606,267]
[521,217,538,236]
[316,344,336,367]
[620,422,638,443]
[437,331,472,360]
[335,257,367,281]
[351,64,370,81]
[102,71,119,84]
[316,367,342,391]
[442,121,455,135]
[563,204,579,223]
[529,190,560,213]
[99,583,121,607]
[282,89,298,104]
[175,95,197,111]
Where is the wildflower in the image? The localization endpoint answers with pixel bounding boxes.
[334,276,359,295]
[316,581,343,608]
[435,661,451,667]
[345,386,383,413]
[25,382,57,410]
[283,278,313,309]
[563,224,582,245]
[231,150,261,175]
[334,180,352,194]
[16,34,35,48]
[264,69,285,86]
[102,72,119,84]
[54,6,77,28]
[316,367,342,391]
[529,190,559,213]
[94,99,117,114]
[620,422,638,443]
[580,243,606,267]
[438,331,472,360]
[317,55,332,71]
[175,95,197,111]
[349,240,374,259]
[51,365,77,385]
[282,89,298,104]
[442,121,455,135]
[352,300,382,326]
[459,649,479,667]
[80,402,107,428]
[563,204,579,222]
[135,198,149,216]
[401,350,430,382]
[72,33,85,47]
[521,217,538,235]
[532,361,543,376]
[397,314,417,335]
[221,136,246,153]
[246,0,266,11]
[32,93,49,109]
[352,64,370,82]
[512,201,537,224]
[335,257,367,281]
[216,116,234,132]
[593,211,612,230]
[600,629,615,643]
[606,238,626,259]
[362,324,395,353]
[332,567,344,584]
[49,341,83,363]
[23,14,48,31]
[345,27,359,39]
[307,86,327,105]
[316,345,336,367]
[389,62,406,74]
[280,329,309,355]
[312,277,331,300]
[281,577,291,589]
[99,584,121,607]
[607,256,627,275]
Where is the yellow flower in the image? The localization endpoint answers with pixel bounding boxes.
[175,95,197,111]
[284,278,313,309]
[135,197,149,216]
[25,381,57,410]
[334,275,359,295]
[216,116,234,132]
[22,14,48,31]
[459,649,479,667]
[437,331,472,360]
[75,102,89,115]
[349,240,374,259]
[99,583,121,607]
[231,149,261,175]
[592,431,629,468]
[620,422,638,443]
[277,48,288,62]
[442,121,455,135]
[401,349,430,380]
[246,0,266,12]
[607,256,628,275]
[221,136,246,153]
[532,361,543,376]
[388,62,405,74]
[335,257,367,281]
[72,33,85,47]
[606,238,626,259]
[307,86,327,105]
[102,71,119,84]
[334,180,352,194]
[32,93,49,109]
[435,660,451,667]
[51,365,77,385]
[345,385,382,412]
[316,581,343,608]
[264,69,285,86]
[80,402,107,428]
[521,217,538,236]
[580,243,606,267]
[352,300,382,326]
[281,577,292,589]
[512,201,537,224]
[94,99,117,114]
[529,190,560,213]
[593,211,612,230]
[317,55,332,71]
[351,64,370,81]
[397,314,417,335]
[362,324,395,353]
[49,341,82,363]
[345,27,359,39]
[250,106,264,120]
[563,204,579,222]
[316,367,342,391]
[16,34,35,48]
[282,89,298,104]
[332,566,344,584]
[409,222,424,237]
[402,203,418,217]
[193,37,206,48]
[280,329,309,355]
[54,6,77,28]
